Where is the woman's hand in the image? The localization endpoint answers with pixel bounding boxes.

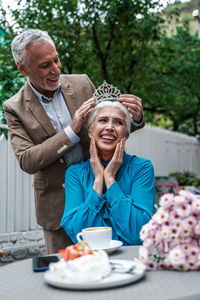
[104,138,126,189]
[90,137,104,195]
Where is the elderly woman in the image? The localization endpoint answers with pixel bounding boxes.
[61,84,155,245]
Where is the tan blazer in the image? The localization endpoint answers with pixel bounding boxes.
[3,74,95,230]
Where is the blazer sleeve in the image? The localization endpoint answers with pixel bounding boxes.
[130,116,145,133]
[3,102,75,174]
[3,74,95,174]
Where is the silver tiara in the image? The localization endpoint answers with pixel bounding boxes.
[93,81,121,105]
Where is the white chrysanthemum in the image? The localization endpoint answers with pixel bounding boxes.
[146,261,157,270]
[172,220,182,230]
[139,246,149,263]
[160,193,174,208]
[189,246,199,258]
[174,195,187,205]
[179,190,195,201]
[176,203,191,217]
[148,219,159,229]
[195,260,200,271]
[185,215,197,227]
[181,243,190,254]
[194,223,200,235]
[161,226,171,240]
[188,259,197,270]
[170,226,180,238]
[174,261,189,271]
[170,211,181,221]
[140,224,151,240]
[139,189,200,271]
[197,253,200,261]
[158,261,167,269]
[154,208,169,224]
[192,199,200,214]
[168,247,185,265]
[143,238,153,249]
[180,225,192,238]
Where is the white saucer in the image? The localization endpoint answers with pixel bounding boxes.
[91,240,123,254]
[44,259,146,290]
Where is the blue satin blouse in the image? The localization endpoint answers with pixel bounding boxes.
[61,152,155,245]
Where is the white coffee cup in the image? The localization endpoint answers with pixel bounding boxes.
[76,226,112,249]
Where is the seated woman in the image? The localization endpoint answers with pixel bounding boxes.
[61,83,155,245]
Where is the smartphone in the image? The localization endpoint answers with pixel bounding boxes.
[32,255,59,272]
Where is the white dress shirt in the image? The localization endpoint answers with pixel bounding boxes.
[28,80,83,167]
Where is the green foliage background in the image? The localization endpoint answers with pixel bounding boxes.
[0,0,200,136]
[170,171,200,188]
[0,35,26,124]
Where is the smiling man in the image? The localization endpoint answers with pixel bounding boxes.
[3,29,144,254]
[17,41,61,97]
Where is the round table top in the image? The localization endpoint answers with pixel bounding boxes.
[0,246,200,300]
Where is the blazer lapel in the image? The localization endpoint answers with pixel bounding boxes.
[24,83,56,137]
[60,79,90,158]
[24,79,85,138]
[61,82,80,118]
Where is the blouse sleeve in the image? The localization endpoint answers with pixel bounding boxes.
[61,165,106,243]
[105,159,155,245]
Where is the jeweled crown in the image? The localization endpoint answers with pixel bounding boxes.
[93,81,121,105]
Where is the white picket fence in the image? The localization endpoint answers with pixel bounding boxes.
[0,131,38,235]
[0,124,200,235]
[126,126,200,176]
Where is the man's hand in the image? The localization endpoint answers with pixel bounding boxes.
[104,138,125,189]
[70,97,95,134]
[119,94,143,123]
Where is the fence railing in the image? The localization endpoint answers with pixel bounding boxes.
[126,126,200,176]
[0,124,8,129]
[0,124,200,235]
[0,124,39,234]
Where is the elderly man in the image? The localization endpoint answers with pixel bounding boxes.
[3,29,144,254]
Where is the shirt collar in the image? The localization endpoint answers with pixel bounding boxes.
[101,151,127,167]
[28,79,61,103]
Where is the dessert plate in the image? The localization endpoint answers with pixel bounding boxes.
[44,259,146,290]
[91,240,123,254]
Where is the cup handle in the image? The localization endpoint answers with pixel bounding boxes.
[76,232,83,242]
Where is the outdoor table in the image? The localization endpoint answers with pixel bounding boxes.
[0,246,200,300]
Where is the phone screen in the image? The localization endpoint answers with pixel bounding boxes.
[32,255,59,271]
[36,256,58,268]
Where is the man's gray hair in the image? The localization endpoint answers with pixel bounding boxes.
[88,101,131,137]
[11,29,55,63]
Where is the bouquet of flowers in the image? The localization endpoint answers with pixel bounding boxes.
[139,190,200,271]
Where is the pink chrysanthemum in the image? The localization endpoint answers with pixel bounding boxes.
[192,200,200,214]
[139,190,200,271]
[153,208,169,224]
[160,193,174,208]
[176,203,191,218]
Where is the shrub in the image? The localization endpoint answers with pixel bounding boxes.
[169,171,200,189]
